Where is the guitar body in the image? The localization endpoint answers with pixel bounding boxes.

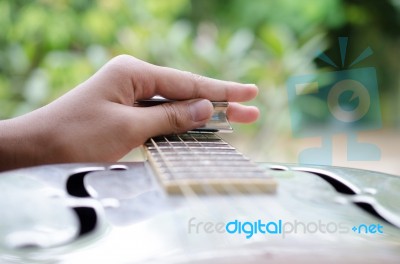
[1,159,399,263]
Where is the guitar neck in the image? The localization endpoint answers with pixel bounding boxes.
[144,132,277,194]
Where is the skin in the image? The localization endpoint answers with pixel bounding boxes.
[0,55,259,171]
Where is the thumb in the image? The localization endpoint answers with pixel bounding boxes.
[137,99,214,137]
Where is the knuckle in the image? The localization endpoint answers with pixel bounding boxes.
[161,103,186,134]
[183,71,204,98]
[188,71,204,82]
[108,55,142,74]
[112,54,136,64]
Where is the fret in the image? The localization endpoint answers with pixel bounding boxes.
[157,165,263,173]
[147,145,234,150]
[151,154,248,162]
[148,152,246,159]
[159,172,269,180]
[144,132,277,194]
[156,160,254,167]
[148,149,236,154]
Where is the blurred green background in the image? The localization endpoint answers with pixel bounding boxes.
[1,0,399,169]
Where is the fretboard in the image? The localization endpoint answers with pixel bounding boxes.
[144,132,276,194]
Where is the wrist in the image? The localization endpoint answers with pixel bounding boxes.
[0,111,52,171]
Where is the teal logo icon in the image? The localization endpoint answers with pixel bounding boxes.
[287,37,381,165]
[327,79,370,123]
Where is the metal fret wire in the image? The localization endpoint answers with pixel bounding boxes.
[148,133,266,179]
[148,132,272,207]
[147,133,276,252]
[148,136,201,200]
[149,134,234,250]
[153,133,260,249]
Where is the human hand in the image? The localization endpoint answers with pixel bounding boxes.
[0,55,259,170]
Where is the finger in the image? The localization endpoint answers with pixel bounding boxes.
[93,55,258,104]
[226,102,260,123]
[133,99,214,138]
[149,66,258,102]
[91,55,260,123]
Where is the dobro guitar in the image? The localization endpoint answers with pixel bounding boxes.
[0,101,399,263]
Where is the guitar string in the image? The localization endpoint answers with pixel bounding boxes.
[194,133,280,243]
[178,133,278,250]
[151,133,274,220]
[156,134,236,252]
[150,133,245,250]
[189,132,275,213]
[146,136,213,252]
[149,133,275,249]
[178,133,253,221]
[179,132,265,251]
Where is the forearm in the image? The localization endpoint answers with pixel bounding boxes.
[0,114,48,171]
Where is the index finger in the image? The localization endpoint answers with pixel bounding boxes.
[148,65,258,102]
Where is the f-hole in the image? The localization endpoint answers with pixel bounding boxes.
[72,207,98,236]
[66,171,92,197]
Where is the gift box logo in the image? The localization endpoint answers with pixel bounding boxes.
[286,37,381,165]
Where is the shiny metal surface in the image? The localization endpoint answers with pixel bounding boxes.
[136,98,233,132]
[0,162,399,263]
[198,101,232,132]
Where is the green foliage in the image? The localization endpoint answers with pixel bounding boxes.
[0,0,399,159]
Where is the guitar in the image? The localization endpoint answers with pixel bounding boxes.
[0,102,399,263]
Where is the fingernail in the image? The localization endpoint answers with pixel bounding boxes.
[189,99,213,122]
